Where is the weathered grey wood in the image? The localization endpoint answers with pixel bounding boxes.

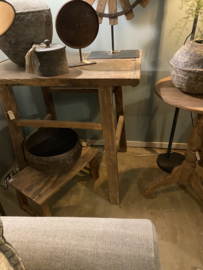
[108,0,118,25]
[145,85,203,202]
[115,86,127,152]
[10,147,99,205]
[116,115,124,149]
[98,87,119,204]
[0,85,27,170]
[155,77,203,114]
[96,0,107,24]
[0,52,141,87]
[16,119,103,130]
[41,87,57,120]
[89,158,99,180]
[119,0,134,20]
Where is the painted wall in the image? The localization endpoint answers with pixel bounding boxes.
[0,0,196,146]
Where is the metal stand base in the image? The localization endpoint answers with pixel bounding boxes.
[0,202,6,216]
[157,152,185,173]
[87,50,140,59]
[68,60,96,68]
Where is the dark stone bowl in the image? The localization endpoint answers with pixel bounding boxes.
[24,128,82,174]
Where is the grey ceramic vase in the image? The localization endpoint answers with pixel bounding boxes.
[0,0,53,67]
[170,40,203,94]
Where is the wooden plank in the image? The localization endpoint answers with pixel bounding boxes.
[139,0,150,8]
[0,52,142,88]
[9,147,99,205]
[98,87,119,204]
[0,85,27,170]
[51,88,98,93]
[30,114,52,136]
[16,119,103,130]
[115,115,124,149]
[119,0,134,20]
[108,0,118,25]
[40,203,51,217]
[85,0,95,5]
[41,87,57,120]
[89,158,99,180]
[96,0,107,24]
[115,86,127,152]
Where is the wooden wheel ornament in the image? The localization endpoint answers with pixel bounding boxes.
[85,0,150,25]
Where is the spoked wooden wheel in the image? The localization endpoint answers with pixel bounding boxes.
[85,0,150,25]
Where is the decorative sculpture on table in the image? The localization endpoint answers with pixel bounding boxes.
[86,0,150,58]
[0,0,53,67]
[170,40,203,94]
[56,0,99,67]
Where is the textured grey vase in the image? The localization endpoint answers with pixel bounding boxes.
[170,40,203,94]
[0,0,53,67]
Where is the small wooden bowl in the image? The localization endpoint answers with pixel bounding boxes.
[24,128,82,173]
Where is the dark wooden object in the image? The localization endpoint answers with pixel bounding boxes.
[9,147,99,216]
[145,77,203,200]
[0,51,141,206]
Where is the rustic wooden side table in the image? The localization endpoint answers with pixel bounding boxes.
[145,77,203,200]
[0,52,142,215]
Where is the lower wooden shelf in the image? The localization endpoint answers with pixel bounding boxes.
[9,147,99,207]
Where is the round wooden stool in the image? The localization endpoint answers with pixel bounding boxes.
[145,76,203,200]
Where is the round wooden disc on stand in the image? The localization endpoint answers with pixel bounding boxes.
[56,0,99,67]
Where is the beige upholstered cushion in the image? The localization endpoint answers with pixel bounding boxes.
[2,217,161,270]
[0,218,25,270]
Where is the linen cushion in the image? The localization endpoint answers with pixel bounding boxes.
[2,217,161,270]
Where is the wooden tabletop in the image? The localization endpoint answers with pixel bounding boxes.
[0,51,142,88]
[155,77,203,114]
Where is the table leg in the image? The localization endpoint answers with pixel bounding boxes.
[98,87,119,205]
[41,87,57,120]
[0,202,6,216]
[114,86,127,152]
[89,158,99,180]
[0,85,27,170]
[145,114,203,201]
[40,202,51,217]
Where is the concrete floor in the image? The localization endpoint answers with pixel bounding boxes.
[1,147,203,270]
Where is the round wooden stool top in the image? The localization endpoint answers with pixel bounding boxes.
[155,77,203,114]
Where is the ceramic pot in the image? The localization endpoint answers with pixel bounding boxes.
[0,0,53,67]
[170,40,203,94]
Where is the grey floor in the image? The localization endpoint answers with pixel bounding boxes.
[1,147,203,270]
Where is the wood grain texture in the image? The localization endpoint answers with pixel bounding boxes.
[89,158,99,180]
[40,203,51,217]
[97,0,107,24]
[108,0,118,25]
[116,115,124,149]
[119,0,134,20]
[16,119,102,130]
[42,87,57,120]
[139,0,150,8]
[85,0,95,5]
[9,147,99,205]
[0,85,27,170]
[155,77,203,114]
[115,86,127,152]
[98,87,119,204]
[0,52,141,88]
[145,107,203,201]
